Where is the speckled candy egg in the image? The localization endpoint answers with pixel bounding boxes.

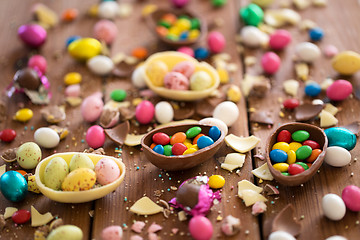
[101,225,123,240]
[81,94,104,122]
[62,168,96,191]
[47,225,83,240]
[189,216,213,240]
[69,153,95,172]
[16,142,42,169]
[87,55,114,76]
[93,19,118,45]
[0,171,28,202]
[34,127,60,149]
[86,125,106,149]
[44,157,69,190]
[155,101,174,124]
[95,158,120,185]
[18,24,47,48]
[135,100,155,124]
[213,101,239,127]
[172,61,195,78]
[164,72,189,90]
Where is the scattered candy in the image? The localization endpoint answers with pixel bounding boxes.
[322,193,346,220]
[98,1,119,19]
[326,79,353,101]
[62,8,79,22]
[240,3,264,26]
[213,101,239,127]
[304,81,321,97]
[207,31,225,53]
[221,215,241,236]
[68,38,102,61]
[324,146,351,167]
[269,29,292,50]
[135,100,155,124]
[81,94,104,122]
[240,26,268,48]
[28,55,47,74]
[34,127,60,149]
[331,51,360,75]
[47,225,83,240]
[12,209,31,224]
[0,171,28,202]
[309,27,324,41]
[13,108,33,122]
[189,216,213,240]
[18,24,47,48]
[87,55,114,76]
[295,42,321,63]
[0,129,16,142]
[269,231,296,240]
[342,185,360,212]
[325,127,356,151]
[102,225,123,240]
[208,175,225,189]
[261,52,281,74]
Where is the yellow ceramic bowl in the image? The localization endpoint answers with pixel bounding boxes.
[142,51,220,101]
[35,152,126,203]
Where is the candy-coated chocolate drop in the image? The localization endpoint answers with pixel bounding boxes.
[152,132,170,145]
[306,149,322,163]
[296,145,312,160]
[240,3,264,26]
[288,163,305,175]
[86,125,106,149]
[305,82,321,97]
[64,72,82,85]
[261,52,281,74]
[295,162,309,170]
[322,194,346,221]
[207,31,226,54]
[18,24,47,48]
[172,143,187,155]
[342,185,360,212]
[303,140,320,150]
[324,146,351,167]
[68,38,102,61]
[0,129,16,142]
[208,126,221,142]
[277,130,291,143]
[197,136,214,149]
[292,130,310,142]
[289,142,302,152]
[110,89,127,102]
[153,145,165,155]
[170,132,187,145]
[186,127,202,138]
[14,108,33,122]
[309,27,324,42]
[12,209,31,224]
[269,29,291,50]
[286,150,296,164]
[272,142,290,153]
[269,149,288,163]
[208,175,225,189]
[189,216,213,240]
[135,100,155,125]
[283,99,300,110]
[164,145,173,156]
[273,163,289,172]
[28,55,47,74]
[326,80,353,101]
[193,134,205,145]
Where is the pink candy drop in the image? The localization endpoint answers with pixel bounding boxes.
[86,125,106,149]
[18,24,47,48]
[28,55,47,74]
[189,216,213,240]
[269,29,292,50]
[135,100,155,124]
[261,52,281,74]
[326,79,353,101]
[207,31,226,54]
[342,185,360,212]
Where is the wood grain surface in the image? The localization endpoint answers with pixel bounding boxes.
[0,0,359,240]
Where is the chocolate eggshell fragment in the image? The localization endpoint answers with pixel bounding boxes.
[271,204,301,237]
[295,103,323,121]
[40,106,66,124]
[104,121,130,145]
[173,102,195,120]
[14,68,41,90]
[176,182,200,209]
[340,121,360,136]
[250,111,274,125]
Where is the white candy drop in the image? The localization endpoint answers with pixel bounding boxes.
[34,127,60,149]
[322,194,346,221]
[87,55,114,76]
[155,101,174,124]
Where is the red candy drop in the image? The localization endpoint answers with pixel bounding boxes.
[12,209,31,224]
[288,163,305,175]
[283,99,300,110]
[277,130,291,143]
[172,143,187,155]
[303,140,320,150]
[0,129,17,142]
[152,132,170,145]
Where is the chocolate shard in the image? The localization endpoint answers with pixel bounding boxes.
[271,204,302,237]
[295,103,323,122]
[264,184,279,195]
[341,121,360,136]
[250,111,274,125]
[173,102,195,120]
[176,182,200,209]
[104,121,130,145]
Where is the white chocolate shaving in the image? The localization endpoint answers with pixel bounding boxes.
[283,79,299,97]
[0,164,5,178]
[4,207,18,219]
[237,180,263,198]
[31,206,54,227]
[225,135,260,153]
[124,134,146,146]
[221,153,245,172]
[324,103,338,116]
[251,163,274,181]
[130,197,163,215]
[320,110,338,128]
[241,189,268,207]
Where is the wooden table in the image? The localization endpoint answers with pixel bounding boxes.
[0,0,359,239]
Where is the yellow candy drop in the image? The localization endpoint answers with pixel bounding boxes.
[208,175,225,189]
[227,84,242,102]
[217,68,229,84]
[175,18,191,32]
[332,51,360,75]
[289,142,302,152]
[189,29,200,40]
[183,148,197,155]
[273,163,289,172]
[68,38,102,61]
[272,142,290,153]
[287,150,296,164]
[64,72,82,85]
[14,108,33,122]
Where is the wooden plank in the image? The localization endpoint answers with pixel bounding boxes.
[242,0,360,239]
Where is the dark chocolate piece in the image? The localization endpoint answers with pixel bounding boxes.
[176,182,200,208]
[295,103,323,121]
[14,68,41,90]
[104,121,130,145]
[271,204,302,237]
[173,102,195,120]
[341,121,360,136]
[250,111,274,125]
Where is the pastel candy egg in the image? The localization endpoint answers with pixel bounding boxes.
[332,51,360,75]
[164,72,189,90]
[18,24,47,48]
[98,1,119,19]
[81,94,104,122]
[322,194,346,220]
[65,84,81,97]
[261,52,280,74]
[324,127,356,151]
[342,185,360,212]
[132,65,147,89]
[47,225,83,240]
[189,216,213,240]
[62,168,96,191]
[86,125,106,149]
[155,101,174,124]
[95,158,121,185]
[68,38,102,61]
[93,19,118,45]
[190,71,212,91]
[207,31,226,53]
[16,142,42,169]
[0,171,28,202]
[146,60,169,87]
[324,146,351,167]
[240,26,268,48]
[213,101,239,127]
[34,127,60,148]
[87,55,114,76]
[199,117,228,136]
[44,157,69,190]
[135,100,155,124]
[270,149,287,163]
[101,226,123,240]
[197,136,214,149]
[172,61,195,78]
[269,231,295,240]
[269,29,291,50]
[177,46,195,57]
[295,42,321,63]
[69,153,95,172]
[28,55,47,74]
[326,79,353,101]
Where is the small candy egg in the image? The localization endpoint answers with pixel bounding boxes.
[323,45,339,58]
[325,127,356,151]
[286,150,296,164]
[93,19,118,45]
[269,29,291,50]
[155,101,174,124]
[199,118,228,136]
[189,216,213,240]
[283,99,300,110]
[65,84,81,97]
[145,60,169,87]
[95,158,121,185]
[291,130,310,142]
[190,71,212,91]
[289,142,302,152]
[322,193,346,220]
[110,89,127,102]
[171,0,189,8]
[0,171,28,202]
[325,236,347,240]
[194,47,209,60]
[152,132,170,145]
[164,145,173,156]
[295,42,321,63]
[170,132,187,145]
[0,129,16,142]
[98,1,119,19]
[273,163,289,172]
[66,35,81,47]
[62,8,79,22]
[177,47,195,57]
[16,142,42,169]
[342,185,360,212]
[240,3,264,26]
[47,225,83,240]
[68,38,102,61]
[277,130,291,143]
[164,72,189,90]
[131,47,148,60]
[86,125,106,149]
[28,55,47,74]
[295,145,312,160]
[12,209,31,224]
[101,225,123,240]
[44,157,69,190]
[153,145,165,155]
[261,52,281,74]
[172,61,195,78]
[64,72,82,85]
[306,149,322,163]
[309,27,324,41]
[186,127,202,138]
[208,175,225,189]
[213,101,239,127]
[81,94,104,122]
[14,68,41,90]
[208,126,221,142]
[305,81,321,97]
[207,31,226,53]
[197,136,214,149]
[13,108,33,122]
[18,24,47,48]
[324,146,351,167]
[172,143,188,155]
[268,231,296,240]
[272,142,290,153]
[135,100,155,124]
[34,127,60,149]
[62,168,96,191]
[288,163,305,175]
[269,149,287,163]
[326,79,353,101]
[69,153,95,172]
[87,55,114,76]
[132,65,147,89]
[331,51,360,75]
[240,26,268,48]
[211,0,227,7]
[303,140,320,150]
